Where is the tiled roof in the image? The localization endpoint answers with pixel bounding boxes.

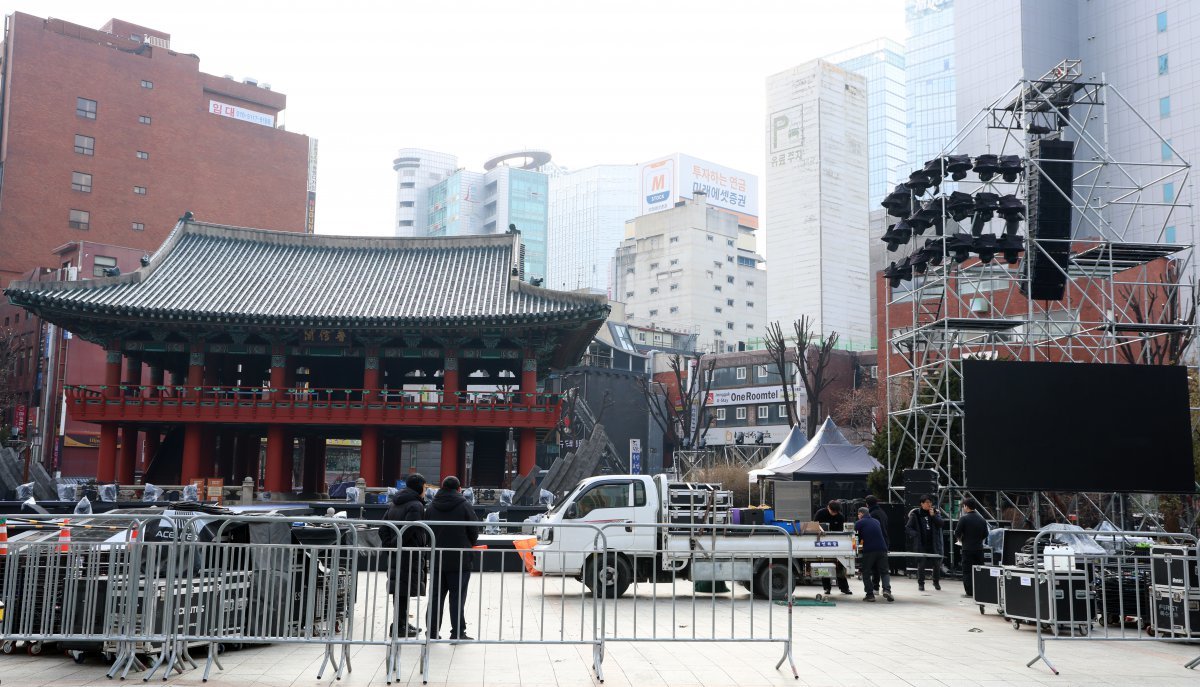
[5,220,609,328]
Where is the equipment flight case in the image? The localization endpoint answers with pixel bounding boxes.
[1002,567,1092,635]
[972,565,1003,615]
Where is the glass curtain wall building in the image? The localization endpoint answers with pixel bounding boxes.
[905,0,957,173]
[546,164,640,294]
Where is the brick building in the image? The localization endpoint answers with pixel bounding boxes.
[0,13,312,473]
[0,13,313,285]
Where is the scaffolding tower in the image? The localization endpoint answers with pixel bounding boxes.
[883,60,1198,532]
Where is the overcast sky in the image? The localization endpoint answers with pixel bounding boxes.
[13,0,906,237]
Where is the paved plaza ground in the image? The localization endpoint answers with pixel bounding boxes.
[1,572,1197,687]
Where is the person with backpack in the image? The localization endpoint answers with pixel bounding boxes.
[905,494,945,591]
[424,476,479,640]
[380,473,430,637]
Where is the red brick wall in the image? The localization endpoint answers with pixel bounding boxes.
[0,12,310,284]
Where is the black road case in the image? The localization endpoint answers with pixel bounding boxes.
[1150,545,1199,590]
[1002,567,1091,634]
[1151,586,1200,638]
[972,565,1003,615]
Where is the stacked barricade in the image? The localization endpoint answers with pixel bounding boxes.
[1025,529,1200,675]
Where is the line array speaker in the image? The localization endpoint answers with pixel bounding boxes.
[1022,138,1074,301]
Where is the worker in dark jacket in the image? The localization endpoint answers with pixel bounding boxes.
[864,494,891,594]
[854,507,893,602]
[813,501,852,595]
[954,497,990,597]
[905,494,945,591]
[380,473,429,637]
[425,475,479,640]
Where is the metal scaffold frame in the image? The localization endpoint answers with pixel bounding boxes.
[883,60,1199,532]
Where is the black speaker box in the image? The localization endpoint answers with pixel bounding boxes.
[902,468,938,509]
[1022,138,1074,301]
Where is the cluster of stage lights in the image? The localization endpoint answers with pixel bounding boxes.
[881,154,1027,288]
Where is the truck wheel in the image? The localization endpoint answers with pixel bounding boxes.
[753,562,796,600]
[583,554,632,598]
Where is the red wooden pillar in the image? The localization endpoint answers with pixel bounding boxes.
[518,354,538,475]
[97,348,122,481]
[440,428,458,481]
[181,346,206,483]
[116,355,142,483]
[264,348,290,494]
[302,437,327,494]
[520,353,538,404]
[360,427,381,486]
[382,436,400,488]
[103,349,122,396]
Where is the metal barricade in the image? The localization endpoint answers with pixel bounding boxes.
[1025,529,1200,674]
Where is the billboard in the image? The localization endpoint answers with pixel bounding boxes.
[209,99,275,128]
[639,153,758,218]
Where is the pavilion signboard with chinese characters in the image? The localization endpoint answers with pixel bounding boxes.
[209,100,275,128]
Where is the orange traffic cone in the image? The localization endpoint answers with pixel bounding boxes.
[58,518,71,553]
[0,517,8,556]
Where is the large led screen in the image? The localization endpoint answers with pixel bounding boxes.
[962,360,1195,492]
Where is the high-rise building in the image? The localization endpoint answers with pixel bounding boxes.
[393,150,550,281]
[613,194,766,354]
[392,148,459,237]
[826,38,908,208]
[0,13,313,285]
[953,0,1197,243]
[905,0,957,172]
[765,60,871,346]
[546,164,639,293]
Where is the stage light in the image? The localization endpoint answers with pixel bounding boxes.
[971,192,1001,236]
[920,196,948,235]
[884,260,913,288]
[999,155,1023,182]
[905,169,932,195]
[996,233,1025,264]
[945,233,974,263]
[907,203,937,236]
[997,194,1026,234]
[946,191,974,222]
[946,154,972,181]
[881,220,913,252]
[923,237,946,267]
[973,154,1000,182]
[923,158,947,192]
[907,249,931,275]
[973,234,998,264]
[881,184,913,217]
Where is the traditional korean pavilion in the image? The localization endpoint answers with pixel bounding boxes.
[4,217,608,493]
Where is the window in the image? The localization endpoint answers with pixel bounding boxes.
[76,97,97,119]
[625,291,634,298]
[136,150,149,160]
[74,134,94,155]
[649,286,659,294]
[669,258,679,266]
[649,309,658,317]
[735,407,747,420]
[669,306,678,314]
[726,298,735,307]
[714,306,723,314]
[400,181,415,189]
[757,406,770,419]
[573,482,631,517]
[1158,54,1169,75]
[726,255,734,263]
[670,283,679,290]
[746,280,755,287]
[140,80,153,89]
[747,301,755,308]
[726,321,734,330]
[71,171,92,192]
[1164,182,1175,204]
[757,365,768,378]
[669,236,679,244]
[138,115,151,125]
[131,222,144,231]
[736,366,747,380]
[626,267,635,275]
[399,201,414,208]
[134,186,147,195]
[706,234,714,242]
[726,239,734,247]
[1157,11,1167,32]
[1166,226,1177,243]
[398,219,414,227]
[1163,141,1173,161]
[778,404,788,418]
[715,408,726,421]
[93,255,117,277]
[726,275,735,284]
[69,209,90,230]
[1160,97,1170,118]
[649,262,659,270]
[746,323,754,330]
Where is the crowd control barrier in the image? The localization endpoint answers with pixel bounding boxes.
[0,512,812,683]
[1023,529,1200,674]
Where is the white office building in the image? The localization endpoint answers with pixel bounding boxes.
[765,60,871,346]
[392,148,459,237]
[953,0,1196,244]
[546,164,640,293]
[613,194,767,354]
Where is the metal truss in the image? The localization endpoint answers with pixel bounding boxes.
[884,60,1199,534]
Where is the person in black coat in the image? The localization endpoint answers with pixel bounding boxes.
[905,494,945,591]
[954,497,990,597]
[424,475,479,640]
[865,494,890,594]
[381,473,429,637]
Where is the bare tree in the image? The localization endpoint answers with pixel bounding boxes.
[0,327,17,426]
[794,315,840,440]
[1116,263,1197,366]
[764,321,799,427]
[832,387,877,443]
[637,353,717,464]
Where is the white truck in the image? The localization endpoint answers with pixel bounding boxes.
[533,474,855,598]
